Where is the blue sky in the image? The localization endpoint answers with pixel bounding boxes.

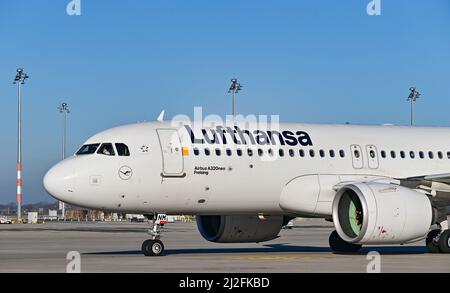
[0,0,449,203]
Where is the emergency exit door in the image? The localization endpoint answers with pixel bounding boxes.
[350,144,364,169]
[156,129,185,176]
[366,144,379,169]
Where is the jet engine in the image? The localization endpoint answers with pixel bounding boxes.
[196,215,285,243]
[332,182,433,245]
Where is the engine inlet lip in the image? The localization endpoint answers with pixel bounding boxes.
[332,184,370,244]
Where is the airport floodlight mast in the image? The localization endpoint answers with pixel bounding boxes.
[228,78,242,117]
[407,86,421,126]
[58,102,70,220]
[13,68,29,222]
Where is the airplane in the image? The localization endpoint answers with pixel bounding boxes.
[43,114,450,256]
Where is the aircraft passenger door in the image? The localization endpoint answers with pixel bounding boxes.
[366,145,379,169]
[350,145,364,169]
[156,129,185,177]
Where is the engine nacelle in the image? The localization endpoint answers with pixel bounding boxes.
[332,182,433,245]
[196,215,284,243]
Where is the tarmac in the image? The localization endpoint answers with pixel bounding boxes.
[0,218,449,273]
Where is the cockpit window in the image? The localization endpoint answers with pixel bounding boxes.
[97,143,115,156]
[76,144,100,155]
[115,143,130,156]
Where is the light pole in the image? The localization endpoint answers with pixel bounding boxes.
[228,78,242,117]
[407,87,421,126]
[13,68,29,222]
[58,102,70,220]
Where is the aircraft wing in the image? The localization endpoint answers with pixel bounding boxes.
[402,173,450,185]
[397,173,450,211]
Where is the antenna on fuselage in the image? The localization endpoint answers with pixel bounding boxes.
[157,110,165,122]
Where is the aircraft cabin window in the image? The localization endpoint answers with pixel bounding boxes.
[97,143,115,156]
[339,150,345,158]
[205,148,210,156]
[193,148,200,156]
[390,151,396,159]
[247,149,253,157]
[330,150,335,158]
[400,151,405,159]
[309,149,315,157]
[429,151,434,159]
[410,151,415,159]
[76,144,100,155]
[279,149,285,157]
[289,149,295,157]
[381,150,386,158]
[354,150,360,159]
[419,151,425,159]
[319,150,325,158]
[369,150,376,158]
[258,149,264,157]
[226,149,232,156]
[447,151,450,159]
[215,149,221,156]
[438,152,443,159]
[237,149,243,156]
[299,149,305,157]
[115,143,130,156]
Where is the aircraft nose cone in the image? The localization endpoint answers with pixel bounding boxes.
[43,161,75,202]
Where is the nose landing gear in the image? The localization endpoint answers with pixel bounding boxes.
[142,239,165,256]
[142,214,167,256]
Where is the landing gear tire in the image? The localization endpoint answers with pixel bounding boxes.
[329,230,362,253]
[142,239,165,256]
[438,230,450,253]
[426,229,442,254]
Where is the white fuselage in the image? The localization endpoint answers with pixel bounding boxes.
[43,121,450,217]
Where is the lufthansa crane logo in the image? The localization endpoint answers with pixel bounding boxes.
[118,166,133,180]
